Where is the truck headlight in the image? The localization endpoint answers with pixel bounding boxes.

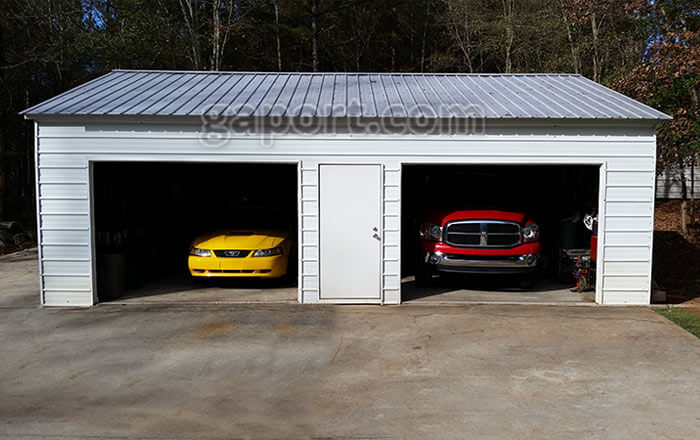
[523,224,539,242]
[190,247,212,257]
[419,223,443,241]
[252,246,283,257]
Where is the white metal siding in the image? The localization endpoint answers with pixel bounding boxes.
[35,121,657,306]
[299,164,319,302]
[656,164,700,199]
[383,164,402,304]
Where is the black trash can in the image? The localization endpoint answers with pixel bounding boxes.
[97,247,127,301]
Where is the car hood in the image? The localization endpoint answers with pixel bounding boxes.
[426,210,527,225]
[192,230,289,250]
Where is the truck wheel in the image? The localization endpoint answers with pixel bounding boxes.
[519,273,536,289]
[415,262,434,287]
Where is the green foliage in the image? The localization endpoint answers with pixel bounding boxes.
[0,0,698,220]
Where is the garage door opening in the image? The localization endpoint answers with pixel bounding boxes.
[401,164,600,303]
[93,162,298,304]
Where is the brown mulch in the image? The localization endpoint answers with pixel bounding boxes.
[653,200,700,304]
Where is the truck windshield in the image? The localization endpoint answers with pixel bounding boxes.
[418,172,524,212]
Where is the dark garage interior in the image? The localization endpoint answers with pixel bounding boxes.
[401,164,600,303]
[93,162,298,303]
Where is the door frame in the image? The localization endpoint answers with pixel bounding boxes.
[398,161,606,304]
[87,158,302,305]
[316,162,385,304]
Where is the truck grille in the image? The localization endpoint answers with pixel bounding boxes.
[213,250,251,258]
[444,220,521,248]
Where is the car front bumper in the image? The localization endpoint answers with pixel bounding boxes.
[188,254,288,278]
[424,251,539,275]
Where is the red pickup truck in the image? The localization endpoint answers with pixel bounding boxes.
[415,209,540,288]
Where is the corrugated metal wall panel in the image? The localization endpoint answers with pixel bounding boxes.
[40,199,90,214]
[43,291,94,307]
[606,186,654,201]
[42,260,91,276]
[41,230,90,245]
[34,131,94,306]
[382,165,401,304]
[34,120,657,306]
[299,164,319,303]
[656,164,700,199]
[42,244,90,260]
[41,214,90,230]
[605,232,653,246]
[603,261,649,274]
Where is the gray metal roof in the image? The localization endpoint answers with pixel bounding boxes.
[22,70,671,120]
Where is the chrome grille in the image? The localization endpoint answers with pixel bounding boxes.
[444,220,521,248]
[213,250,251,258]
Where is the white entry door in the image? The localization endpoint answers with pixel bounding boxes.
[319,164,382,301]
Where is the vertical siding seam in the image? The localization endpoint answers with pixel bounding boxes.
[34,122,45,306]
[597,162,607,304]
[647,137,657,303]
[297,161,303,303]
[87,162,97,306]
[380,164,386,304]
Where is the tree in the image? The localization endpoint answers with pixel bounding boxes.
[440,0,486,72]
[0,0,698,227]
[0,0,96,221]
[614,0,700,231]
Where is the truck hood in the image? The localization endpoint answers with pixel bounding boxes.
[192,230,288,250]
[427,210,527,225]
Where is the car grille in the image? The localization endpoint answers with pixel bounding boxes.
[444,220,521,248]
[213,250,251,258]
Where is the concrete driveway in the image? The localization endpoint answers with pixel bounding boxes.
[2,252,700,439]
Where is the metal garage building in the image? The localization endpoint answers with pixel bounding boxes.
[22,70,669,306]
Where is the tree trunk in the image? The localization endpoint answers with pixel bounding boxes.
[311,0,319,72]
[211,0,220,70]
[0,20,5,220]
[591,12,601,82]
[559,0,579,73]
[445,0,474,73]
[680,164,689,235]
[420,0,429,72]
[273,0,282,71]
[690,88,699,227]
[691,156,696,227]
[502,0,514,73]
[179,0,201,69]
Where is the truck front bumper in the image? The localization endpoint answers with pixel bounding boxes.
[425,252,539,275]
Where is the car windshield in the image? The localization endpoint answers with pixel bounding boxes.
[216,207,290,231]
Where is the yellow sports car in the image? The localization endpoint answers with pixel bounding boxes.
[188,208,293,278]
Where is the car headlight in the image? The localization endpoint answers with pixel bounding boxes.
[523,224,539,242]
[252,246,283,257]
[419,223,443,241]
[190,247,212,257]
